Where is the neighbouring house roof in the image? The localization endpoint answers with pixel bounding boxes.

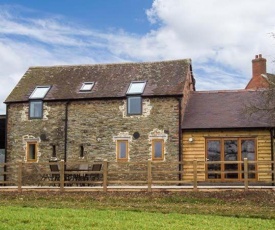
[267,73,275,84]
[5,59,192,103]
[182,90,274,129]
[245,72,275,90]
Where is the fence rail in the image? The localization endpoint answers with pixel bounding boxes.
[0,158,275,192]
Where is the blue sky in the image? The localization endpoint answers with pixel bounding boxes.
[0,0,275,113]
[6,0,154,34]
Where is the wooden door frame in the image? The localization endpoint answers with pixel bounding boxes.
[206,137,257,182]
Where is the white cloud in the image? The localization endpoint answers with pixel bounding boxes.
[0,1,275,113]
[145,0,275,89]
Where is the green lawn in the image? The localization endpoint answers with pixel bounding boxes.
[1,206,275,230]
[0,191,274,229]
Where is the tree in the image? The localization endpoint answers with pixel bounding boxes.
[245,74,275,128]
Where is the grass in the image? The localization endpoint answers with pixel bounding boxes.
[0,190,275,229]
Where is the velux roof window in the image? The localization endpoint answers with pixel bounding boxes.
[80,82,94,92]
[126,81,146,115]
[29,86,51,99]
[126,81,146,95]
[29,86,50,119]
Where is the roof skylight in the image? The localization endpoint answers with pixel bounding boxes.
[29,86,51,99]
[127,81,146,95]
[80,82,94,92]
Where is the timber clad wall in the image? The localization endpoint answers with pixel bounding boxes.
[182,130,272,181]
[7,97,180,181]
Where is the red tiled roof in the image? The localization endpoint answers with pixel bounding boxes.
[182,90,274,129]
[5,59,191,103]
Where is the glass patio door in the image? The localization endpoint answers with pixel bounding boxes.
[206,140,221,179]
[241,140,256,179]
[224,140,239,179]
[206,138,256,181]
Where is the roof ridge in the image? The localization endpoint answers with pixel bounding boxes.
[28,58,191,69]
[191,89,264,94]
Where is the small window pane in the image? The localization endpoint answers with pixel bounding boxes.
[27,143,37,162]
[241,140,255,160]
[30,101,43,118]
[127,97,141,115]
[52,145,56,158]
[154,142,162,158]
[224,140,238,179]
[28,144,36,159]
[29,86,50,99]
[207,140,221,179]
[207,140,221,161]
[80,82,94,91]
[152,140,164,160]
[117,141,128,160]
[127,82,146,94]
[241,140,256,179]
[80,146,84,157]
[119,142,126,158]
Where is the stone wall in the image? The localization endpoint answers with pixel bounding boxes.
[6,102,66,182]
[6,97,181,183]
[0,149,4,181]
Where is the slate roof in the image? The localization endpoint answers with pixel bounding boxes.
[5,59,192,103]
[182,90,274,129]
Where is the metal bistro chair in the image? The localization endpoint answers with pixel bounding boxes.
[33,164,51,186]
[49,161,73,186]
[49,160,60,183]
[77,163,89,186]
[89,163,102,181]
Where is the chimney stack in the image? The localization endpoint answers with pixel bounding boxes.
[245,54,268,89]
[252,54,266,79]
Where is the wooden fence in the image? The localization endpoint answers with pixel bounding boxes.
[0,158,275,192]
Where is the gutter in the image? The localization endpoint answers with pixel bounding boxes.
[178,97,182,182]
[4,94,184,104]
[271,128,275,185]
[4,104,8,183]
[64,101,70,169]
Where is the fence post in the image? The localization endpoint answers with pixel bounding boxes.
[59,160,65,192]
[17,161,23,193]
[103,159,108,192]
[147,160,152,192]
[244,158,248,191]
[193,160,198,191]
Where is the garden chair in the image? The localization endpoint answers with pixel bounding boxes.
[77,163,89,186]
[33,164,51,186]
[49,160,60,182]
[89,163,102,181]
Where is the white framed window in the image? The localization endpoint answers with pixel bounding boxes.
[29,86,51,99]
[127,81,146,95]
[80,82,94,92]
